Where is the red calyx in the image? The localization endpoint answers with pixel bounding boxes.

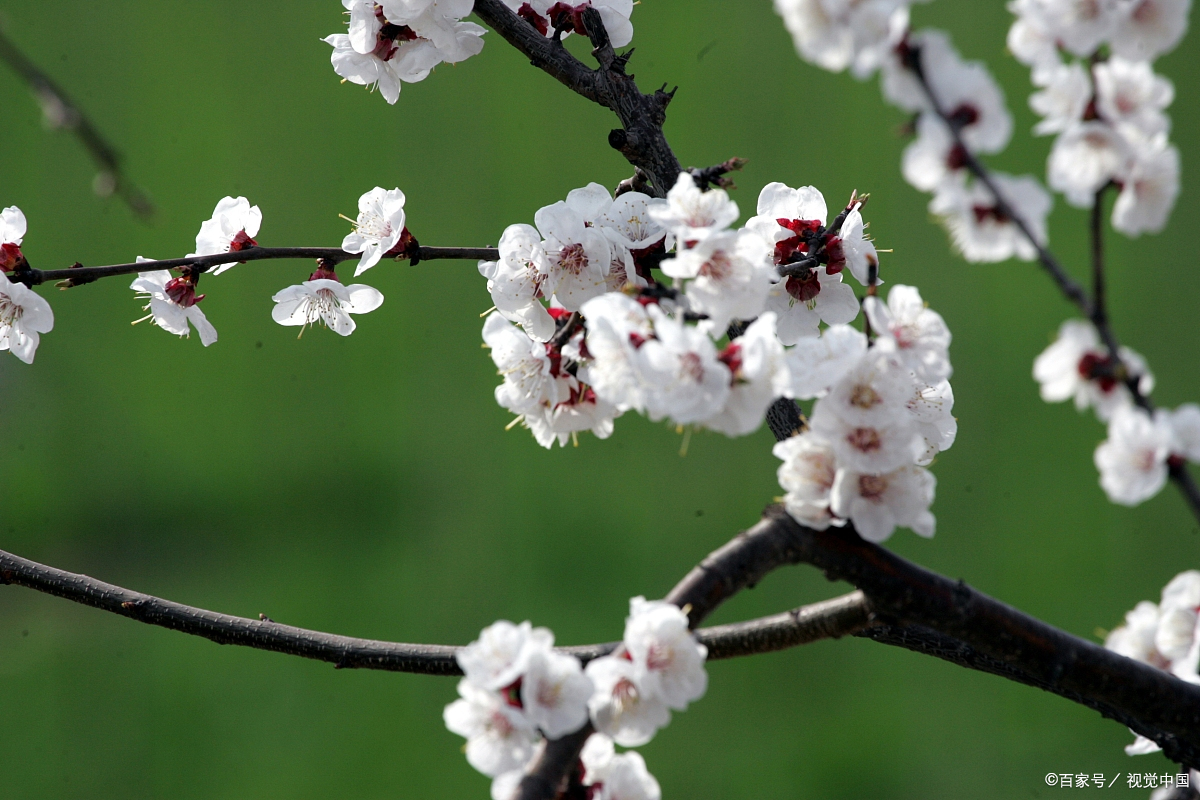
[309,265,340,282]
[630,239,666,282]
[384,226,418,259]
[229,230,258,253]
[948,103,980,129]
[165,276,204,307]
[773,218,822,266]
[972,204,1011,225]
[545,342,565,377]
[718,342,743,379]
[946,144,969,171]
[1077,352,1118,393]
[785,271,822,303]
[517,2,550,35]
[560,384,597,409]
[628,332,647,349]
[546,2,591,35]
[501,678,524,709]
[823,234,845,275]
[0,242,26,272]
[547,307,574,320]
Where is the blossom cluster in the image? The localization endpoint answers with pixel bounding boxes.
[444,598,705,799]
[323,0,636,104]
[1106,570,1200,757]
[1010,0,1185,235]
[0,189,409,361]
[479,172,953,541]
[775,0,1054,264]
[1033,319,1200,506]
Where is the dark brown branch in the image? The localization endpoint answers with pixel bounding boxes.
[0,27,154,219]
[1090,185,1109,330]
[471,1,682,196]
[11,246,500,287]
[0,547,868,675]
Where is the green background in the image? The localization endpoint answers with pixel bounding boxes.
[0,1,1197,797]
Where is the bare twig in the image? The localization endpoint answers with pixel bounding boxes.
[0,27,154,219]
[471,1,682,196]
[1090,185,1109,331]
[10,245,499,288]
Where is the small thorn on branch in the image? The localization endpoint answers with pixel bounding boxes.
[689,157,748,191]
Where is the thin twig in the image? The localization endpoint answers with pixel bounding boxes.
[11,246,500,287]
[1090,185,1109,330]
[0,27,154,219]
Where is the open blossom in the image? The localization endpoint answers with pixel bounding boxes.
[479,224,554,342]
[504,0,635,48]
[1029,62,1091,136]
[130,266,217,347]
[578,292,656,414]
[443,679,540,777]
[930,172,1051,263]
[342,186,409,276]
[0,205,27,270]
[1012,0,1124,57]
[775,432,841,529]
[0,270,54,364]
[1047,122,1131,208]
[864,284,952,382]
[922,49,1013,155]
[586,654,669,747]
[1094,58,1173,139]
[786,323,868,400]
[534,198,611,311]
[907,379,957,465]
[647,173,739,246]
[764,269,860,345]
[520,647,594,738]
[458,620,555,691]
[1112,140,1179,237]
[598,191,666,252]
[270,267,384,336]
[191,196,262,275]
[830,464,937,542]
[902,112,965,192]
[703,314,790,437]
[1033,319,1154,421]
[323,32,442,104]
[773,0,914,78]
[580,735,662,800]
[745,181,828,254]
[660,228,774,334]
[639,305,731,425]
[1094,406,1175,505]
[623,597,708,711]
[527,385,621,449]
[483,313,571,418]
[1109,0,1191,61]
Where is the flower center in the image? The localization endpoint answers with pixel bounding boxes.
[612,677,640,711]
[646,642,675,671]
[557,243,589,275]
[699,250,733,281]
[678,351,705,383]
[0,293,24,327]
[846,427,883,454]
[848,383,882,410]
[858,474,889,500]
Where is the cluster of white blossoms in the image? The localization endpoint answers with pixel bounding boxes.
[444,598,704,799]
[1010,0,1186,236]
[324,0,635,104]
[1106,570,1200,759]
[0,206,54,364]
[479,173,954,541]
[1034,319,1200,506]
[774,1,1054,264]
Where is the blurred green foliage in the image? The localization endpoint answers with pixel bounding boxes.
[0,1,1198,797]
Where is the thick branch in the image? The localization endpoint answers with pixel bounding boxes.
[12,246,499,287]
[0,27,154,219]
[471,1,682,196]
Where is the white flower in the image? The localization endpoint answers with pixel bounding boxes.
[786,324,868,400]
[930,172,1052,262]
[864,284,952,382]
[528,386,621,449]
[1006,8,1061,72]
[837,203,879,286]
[590,751,662,800]
[1029,62,1092,136]
[479,224,554,342]
[0,271,53,364]
[745,181,827,251]
[0,205,27,270]
[1094,58,1173,140]
[881,28,955,113]
[1014,0,1123,57]
[1106,599,1166,668]
[623,597,708,711]
[1165,404,1200,462]
[483,313,572,423]
[322,32,443,105]
[764,270,860,346]
[907,380,957,465]
[534,199,611,311]
[443,680,540,777]
[130,267,218,347]
[1110,0,1191,61]
[774,432,841,529]
[270,271,384,336]
[458,620,555,691]
[578,292,656,413]
[639,306,731,425]
[773,0,914,79]
[647,173,739,246]
[586,654,670,747]
[660,228,774,334]
[703,314,790,437]
[1111,140,1179,237]
[490,771,525,800]
[190,196,262,275]
[597,191,666,251]
[1033,319,1154,421]
[521,648,593,738]
[902,112,966,193]
[342,186,408,276]
[923,51,1013,155]
[830,464,937,542]
[1095,406,1174,505]
[1047,122,1131,208]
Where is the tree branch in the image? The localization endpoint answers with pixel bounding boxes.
[10,246,499,288]
[471,1,682,196]
[0,27,154,220]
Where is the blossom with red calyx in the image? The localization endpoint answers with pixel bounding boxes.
[930,171,1051,262]
[638,304,731,425]
[479,224,554,342]
[660,228,773,335]
[341,186,411,276]
[269,264,384,337]
[189,196,262,276]
[704,314,790,437]
[0,206,28,272]
[580,733,662,800]
[577,292,656,414]
[1033,318,1154,422]
[647,173,739,248]
[130,261,217,348]
[1094,406,1176,506]
[829,464,937,542]
[774,431,842,530]
[0,269,54,364]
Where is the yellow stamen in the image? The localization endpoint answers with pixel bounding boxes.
[479,306,497,318]
[505,416,524,431]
